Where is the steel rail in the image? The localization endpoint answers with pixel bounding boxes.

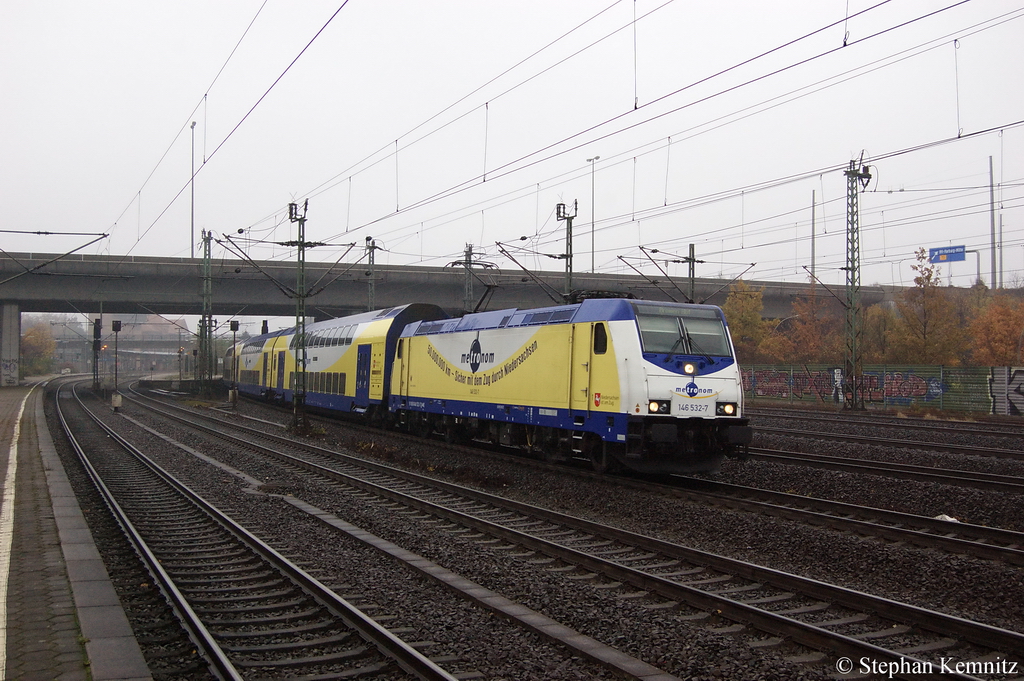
[667,477,1024,565]
[749,448,1024,494]
[67,383,458,681]
[135,386,1024,564]
[56,383,242,681]
[754,425,1024,461]
[135,385,1024,564]
[124,390,1023,678]
[747,408,1024,438]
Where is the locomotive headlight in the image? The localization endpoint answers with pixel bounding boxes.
[648,400,670,414]
[683,362,696,375]
[716,402,737,416]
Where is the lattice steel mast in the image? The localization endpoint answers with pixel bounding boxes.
[289,201,310,431]
[199,229,215,395]
[843,160,871,410]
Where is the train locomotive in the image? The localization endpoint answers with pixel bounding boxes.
[225,298,751,474]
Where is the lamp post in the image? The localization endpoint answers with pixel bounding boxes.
[587,156,599,273]
[190,121,196,259]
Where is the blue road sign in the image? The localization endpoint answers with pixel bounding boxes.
[929,245,966,263]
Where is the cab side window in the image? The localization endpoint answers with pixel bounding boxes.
[593,323,607,354]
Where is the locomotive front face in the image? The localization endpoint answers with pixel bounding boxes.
[626,303,745,435]
[632,304,743,416]
[607,302,749,472]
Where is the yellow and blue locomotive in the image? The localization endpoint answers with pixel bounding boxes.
[391,298,750,473]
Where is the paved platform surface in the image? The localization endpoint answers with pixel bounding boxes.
[0,383,151,681]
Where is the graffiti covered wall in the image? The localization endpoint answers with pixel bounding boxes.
[988,367,1024,416]
[744,365,1022,415]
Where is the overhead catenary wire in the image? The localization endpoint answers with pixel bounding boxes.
[117,1,352,264]
[106,0,271,241]
[316,0,983,252]
[321,0,903,239]
[94,0,1015,292]
[123,0,645,269]
[278,0,646,225]
[120,0,975,270]
[250,0,901,248]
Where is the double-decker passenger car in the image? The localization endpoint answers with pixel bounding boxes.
[227,304,447,416]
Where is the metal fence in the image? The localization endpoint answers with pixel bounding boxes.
[743,365,1024,416]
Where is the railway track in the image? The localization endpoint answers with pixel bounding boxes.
[213,392,1024,565]
[748,407,1024,455]
[125,386,1024,678]
[748,407,1024,439]
[748,447,1024,494]
[57,382,458,681]
[753,425,1024,462]
[143,386,1024,565]
[667,477,1024,565]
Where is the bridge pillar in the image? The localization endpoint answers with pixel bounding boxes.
[1,304,19,386]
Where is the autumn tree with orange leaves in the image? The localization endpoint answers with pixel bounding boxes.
[724,248,1024,367]
[721,280,771,363]
[969,294,1024,365]
[886,248,967,365]
[21,321,56,377]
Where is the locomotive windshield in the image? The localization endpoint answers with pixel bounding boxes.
[633,305,732,357]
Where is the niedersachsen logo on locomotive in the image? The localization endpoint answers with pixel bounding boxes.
[461,338,495,373]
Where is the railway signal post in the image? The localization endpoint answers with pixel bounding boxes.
[289,201,312,433]
[557,200,578,298]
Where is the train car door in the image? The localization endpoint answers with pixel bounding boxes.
[395,339,409,398]
[277,350,286,391]
[261,352,269,387]
[355,344,371,403]
[368,342,385,400]
[588,323,615,411]
[570,323,593,412]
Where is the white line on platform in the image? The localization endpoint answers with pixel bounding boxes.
[0,388,34,679]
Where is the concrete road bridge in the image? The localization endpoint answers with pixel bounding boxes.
[0,252,897,385]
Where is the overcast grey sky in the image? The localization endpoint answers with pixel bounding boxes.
[3,0,1023,296]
